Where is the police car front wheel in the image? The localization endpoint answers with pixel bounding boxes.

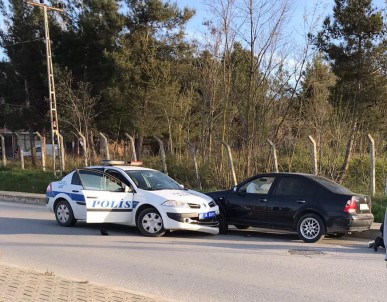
[137,208,166,237]
[55,200,77,227]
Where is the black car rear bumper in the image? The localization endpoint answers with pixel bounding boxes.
[327,213,374,233]
[348,214,374,232]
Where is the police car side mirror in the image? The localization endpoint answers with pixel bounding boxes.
[179,184,184,189]
[124,185,132,193]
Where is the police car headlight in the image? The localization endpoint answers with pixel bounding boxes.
[162,200,189,208]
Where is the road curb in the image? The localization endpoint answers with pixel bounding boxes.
[0,190,46,206]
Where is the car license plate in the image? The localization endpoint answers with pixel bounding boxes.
[360,204,369,211]
[199,211,216,220]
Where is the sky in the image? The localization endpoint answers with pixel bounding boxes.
[174,0,385,43]
[0,0,385,60]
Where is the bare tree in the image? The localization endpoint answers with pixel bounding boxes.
[55,68,99,161]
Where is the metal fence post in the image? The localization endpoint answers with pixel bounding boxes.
[367,134,375,196]
[186,141,201,190]
[125,133,137,161]
[35,132,46,171]
[221,140,237,186]
[99,132,110,160]
[267,139,279,173]
[155,137,168,175]
[0,134,6,167]
[308,135,318,175]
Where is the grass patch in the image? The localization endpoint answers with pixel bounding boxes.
[0,167,59,194]
[371,195,387,223]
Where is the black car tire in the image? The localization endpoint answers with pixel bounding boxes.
[55,200,77,227]
[137,208,166,237]
[296,213,325,243]
[218,208,228,234]
[234,225,250,230]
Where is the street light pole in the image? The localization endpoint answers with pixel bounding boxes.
[26,1,64,176]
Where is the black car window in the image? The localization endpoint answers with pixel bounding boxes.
[311,176,353,194]
[274,177,315,196]
[240,177,275,194]
[71,171,82,185]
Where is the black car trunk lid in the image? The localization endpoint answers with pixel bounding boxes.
[345,195,372,214]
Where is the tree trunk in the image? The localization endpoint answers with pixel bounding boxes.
[336,120,357,183]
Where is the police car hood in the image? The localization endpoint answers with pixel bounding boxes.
[141,189,213,204]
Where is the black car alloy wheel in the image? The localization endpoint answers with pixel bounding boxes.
[296,213,325,243]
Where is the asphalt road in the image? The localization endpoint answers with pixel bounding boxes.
[0,200,386,302]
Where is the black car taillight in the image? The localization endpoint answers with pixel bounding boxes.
[344,197,357,213]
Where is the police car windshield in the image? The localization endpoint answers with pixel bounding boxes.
[125,170,183,190]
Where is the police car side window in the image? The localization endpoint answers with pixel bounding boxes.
[78,169,124,192]
[71,172,81,186]
[105,169,130,187]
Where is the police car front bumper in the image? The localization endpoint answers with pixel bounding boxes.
[164,212,219,235]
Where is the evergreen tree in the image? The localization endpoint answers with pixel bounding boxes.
[314,0,386,120]
[0,0,52,165]
[313,0,386,182]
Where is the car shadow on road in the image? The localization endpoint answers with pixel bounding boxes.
[0,216,142,236]
[157,228,384,257]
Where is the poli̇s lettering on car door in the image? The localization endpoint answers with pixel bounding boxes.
[77,169,134,225]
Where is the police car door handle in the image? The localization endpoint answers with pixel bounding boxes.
[86,196,98,199]
[296,200,306,204]
[72,190,79,193]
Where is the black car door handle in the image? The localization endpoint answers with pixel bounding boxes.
[72,190,79,193]
[259,198,267,202]
[296,200,306,204]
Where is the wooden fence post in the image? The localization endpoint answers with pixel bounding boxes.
[308,135,318,175]
[0,134,6,167]
[221,140,237,186]
[367,134,375,196]
[266,139,279,173]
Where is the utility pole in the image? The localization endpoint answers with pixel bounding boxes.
[26,0,64,176]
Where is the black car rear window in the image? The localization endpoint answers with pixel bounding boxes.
[312,176,353,194]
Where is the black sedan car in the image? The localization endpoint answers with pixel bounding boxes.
[206,173,374,243]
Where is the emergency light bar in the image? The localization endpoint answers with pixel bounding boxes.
[101,160,143,166]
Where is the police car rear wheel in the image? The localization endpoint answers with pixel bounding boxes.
[137,208,166,237]
[55,200,77,227]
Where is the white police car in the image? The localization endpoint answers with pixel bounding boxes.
[46,160,219,236]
